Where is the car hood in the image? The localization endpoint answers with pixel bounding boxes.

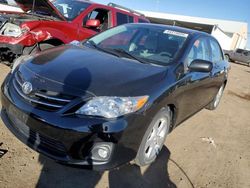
[19,45,167,97]
[14,0,65,20]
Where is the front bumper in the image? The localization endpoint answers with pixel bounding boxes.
[0,38,23,63]
[0,34,36,62]
[0,42,23,55]
[0,74,152,170]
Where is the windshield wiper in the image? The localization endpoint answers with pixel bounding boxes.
[85,41,150,64]
[112,49,150,64]
[85,40,120,57]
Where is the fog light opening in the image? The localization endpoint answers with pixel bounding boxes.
[98,147,109,159]
[90,143,113,162]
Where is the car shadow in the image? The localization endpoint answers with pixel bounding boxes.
[36,146,176,188]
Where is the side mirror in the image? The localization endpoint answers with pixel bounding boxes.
[86,19,100,28]
[189,59,213,73]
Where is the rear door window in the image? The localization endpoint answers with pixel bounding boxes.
[116,12,134,25]
[138,19,149,23]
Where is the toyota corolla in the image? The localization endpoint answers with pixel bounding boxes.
[1,24,229,170]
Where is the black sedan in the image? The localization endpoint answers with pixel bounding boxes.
[1,23,229,170]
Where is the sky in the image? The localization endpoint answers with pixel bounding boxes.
[95,0,250,49]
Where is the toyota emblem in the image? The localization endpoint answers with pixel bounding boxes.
[22,82,33,95]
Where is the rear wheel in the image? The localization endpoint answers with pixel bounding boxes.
[206,84,225,110]
[135,107,171,166]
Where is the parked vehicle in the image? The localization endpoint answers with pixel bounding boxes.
[1,24,229,170]
[224,48,250,66]
[0,0,149,65]
[0,0,7,3]
[0,1,23,12]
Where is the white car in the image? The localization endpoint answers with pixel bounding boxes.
[0,2,23,12]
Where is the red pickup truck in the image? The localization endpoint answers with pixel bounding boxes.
[0,0,149,65]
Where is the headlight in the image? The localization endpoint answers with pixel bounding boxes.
[76,96,149,118]
[70,40,81,46]
[11,55,33,73]
[1,23,23,37]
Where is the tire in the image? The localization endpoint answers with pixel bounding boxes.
[206,84,225,110]
[135,107,171,166]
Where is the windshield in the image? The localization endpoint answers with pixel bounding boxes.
[88,24,189,65]
[51,0,91,21]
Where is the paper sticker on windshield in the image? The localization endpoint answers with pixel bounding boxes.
[163,30,188,38]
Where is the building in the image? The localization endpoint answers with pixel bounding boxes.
[140,11,248,50]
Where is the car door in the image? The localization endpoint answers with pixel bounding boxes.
[242,51,250,63]
[233,49,244,62]
[246,51,250,63]
[208,38,227,97]
[176,37,214,122]
[78,6,112,40]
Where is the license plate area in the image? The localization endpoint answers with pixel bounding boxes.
[6,104,31,139]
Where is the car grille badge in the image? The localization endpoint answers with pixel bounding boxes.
[22,81,33,95]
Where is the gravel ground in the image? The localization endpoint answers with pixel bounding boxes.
[0,63,249,188]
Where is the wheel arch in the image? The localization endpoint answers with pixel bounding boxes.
[40,38,65,46]
[224,79,227,86]
[166,104,177,131]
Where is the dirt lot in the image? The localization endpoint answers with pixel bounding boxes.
[0,63,249,188]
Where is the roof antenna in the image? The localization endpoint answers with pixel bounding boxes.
[32,0,36,14]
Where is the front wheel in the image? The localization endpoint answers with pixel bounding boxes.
[135,108,171,166]
[206,84,225,110]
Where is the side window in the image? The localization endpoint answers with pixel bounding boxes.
[210,39,223,62]
[186,38,210,66]
[0,0,7,4]
[236,49,243,53]
[116,12,134,25]
[138,19,149,23]
[245,51,250,56]
[83,8,110,31]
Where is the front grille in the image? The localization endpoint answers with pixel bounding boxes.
[29,128,66,154]
[6,110,67,156]
[13,71,73,111]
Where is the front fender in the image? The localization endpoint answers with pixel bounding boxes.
[30,28,68,44]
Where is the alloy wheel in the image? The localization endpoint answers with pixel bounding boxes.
[214,85,224,108]
[144,118,168,161]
